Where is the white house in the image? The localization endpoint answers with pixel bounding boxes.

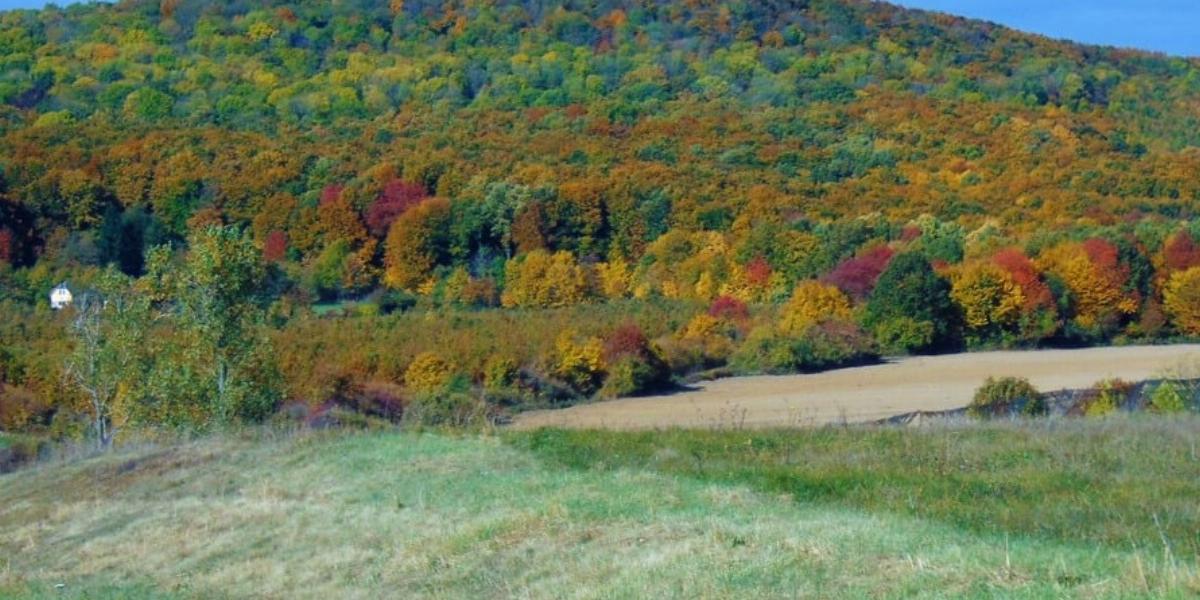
[50,283,73,310]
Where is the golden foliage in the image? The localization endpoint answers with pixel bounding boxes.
[596,257,632,300]
[404,352,454,392]
[383,198,450,292]
[779,281,852,335]
[1164,267,1200,335]
[553,330,605,391]
[1038,242,1136,329]
[501,250,589,308]
[950,262,1024,331]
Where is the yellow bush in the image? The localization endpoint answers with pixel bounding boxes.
[553,330,605,392]
[680,313,723,341]
[779,281,852,335]
[442,267,471,305]
[404,352,454,392]
[1164,267,1200,335]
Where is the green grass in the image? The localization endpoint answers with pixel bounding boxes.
[0,421,1197,598]
[509,417,1200,557]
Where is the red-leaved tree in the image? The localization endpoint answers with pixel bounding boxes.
[263,230,288,263]
[992,248,1053,311]
[1163,231,1200,272]
[822,245,894,301]
[708,295,749,321]
[366,179,427,238]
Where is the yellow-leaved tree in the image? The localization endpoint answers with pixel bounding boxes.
[950,262,1024,336]
[552,330,605,394]
[779,281,852,335]
[596,256,632,300]
[1037,240,1136,330]
[1164,267,1200,335]
[501,250,589,308]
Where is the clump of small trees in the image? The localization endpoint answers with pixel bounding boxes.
[65,225,281,449]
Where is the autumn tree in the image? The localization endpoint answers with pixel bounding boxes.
[1038,239,1137,334]
[822,245,894,301]
[383,197,451,291]
[949,262,1024,344]
[366,179,426,238]
[779,281,852,335]
[500,250,589,308]
[1164,267,1200,335]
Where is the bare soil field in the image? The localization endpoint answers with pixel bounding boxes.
[512,344,1200,430]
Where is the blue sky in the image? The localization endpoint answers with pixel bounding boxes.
[893,1,1199,56]
[0,0,1196,57]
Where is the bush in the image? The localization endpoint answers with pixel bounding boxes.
[0,384,51,431]
[482,355,519,391]
[598,323,671,397]
[1084,379,1132,417]
[600,355,669,398]
[1149,380,1190,413]
[0,433,49,473]
[405,381,491,429]
[342,381,406,421]
[404,352,455,393]
[968,376,1045,419]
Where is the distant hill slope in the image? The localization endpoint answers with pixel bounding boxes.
[0,0,1198,286]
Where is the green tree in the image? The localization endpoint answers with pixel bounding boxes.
[149,226,279,425]
[865,252,959,353]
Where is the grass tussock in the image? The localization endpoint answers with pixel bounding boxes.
[0,420,1196,598]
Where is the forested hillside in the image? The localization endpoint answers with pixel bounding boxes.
[3,0,1200,436]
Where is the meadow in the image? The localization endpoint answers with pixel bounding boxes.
[2,416,1198,598]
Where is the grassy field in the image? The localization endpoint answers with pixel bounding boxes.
[0,420,1198,598]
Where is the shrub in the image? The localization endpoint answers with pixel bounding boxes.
[552,331,606,395]
[344,381,406,421]
[599,323,671,397]
[968,377,1045,419]
[1085,378,1131,417]
[405,387,490,429]
[482,355,519,391]
[0,384,51,431]
[1149,381,1189,413]
[0,433,49,473]
[404,352,454,392]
